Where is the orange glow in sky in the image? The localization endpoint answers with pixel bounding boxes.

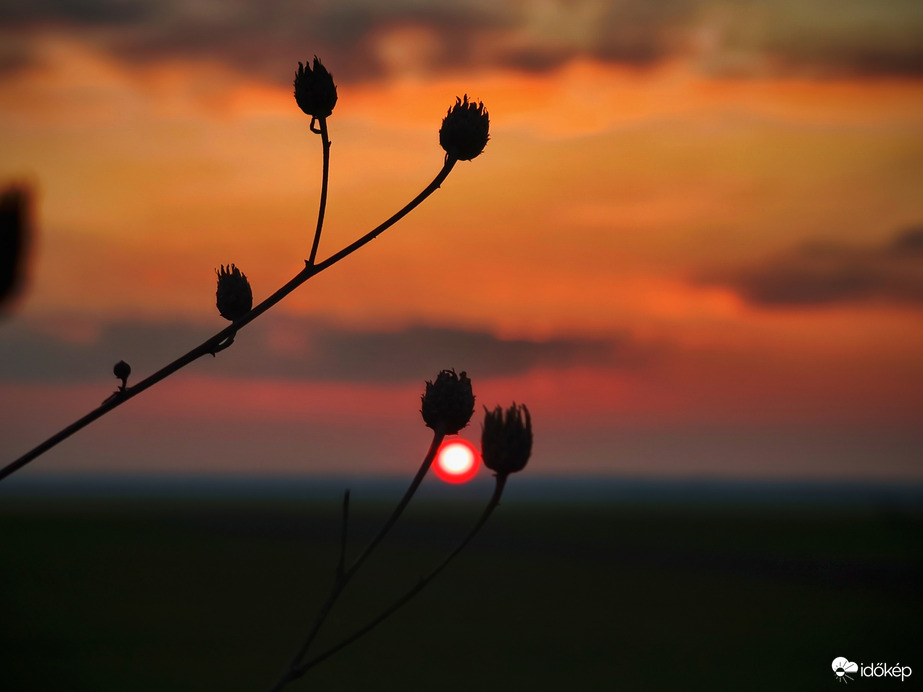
[1,9,922,480]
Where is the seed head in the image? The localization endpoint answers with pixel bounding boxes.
[421,369,475,435]
[439,95,489,161]
[481,403,532,477]
[215,264,252,322]
[294,57,338,119]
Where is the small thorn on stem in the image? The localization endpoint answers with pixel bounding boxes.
[210,332,236,356]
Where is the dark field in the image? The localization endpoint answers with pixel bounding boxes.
[2,482,921,691]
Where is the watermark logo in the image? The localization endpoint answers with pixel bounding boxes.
[832,658,858,683]
[832,657,912,683]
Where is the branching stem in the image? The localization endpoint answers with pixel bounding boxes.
[0,157,458,483]
[291,474,508,681]
[267,429,447,692]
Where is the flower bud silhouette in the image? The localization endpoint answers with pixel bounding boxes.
[294,57,338,119]
[481,403,532,477]
[421,369,475,435]
[113,360,131,389]
[216,264,252,321]
[439,95,489,161]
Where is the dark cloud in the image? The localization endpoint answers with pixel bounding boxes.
[888,227,923,256]
[0,38,40,77]
[0,0,154,24]
[1,0,920,83]
[701,227,923,308]
[704,0,923,78]
[0,316,645,384]
[0,319,211,382]
[0,0,512,84]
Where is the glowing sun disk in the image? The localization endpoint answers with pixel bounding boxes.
[434,439,480,484]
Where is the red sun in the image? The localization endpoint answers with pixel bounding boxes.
[433,438,480,484]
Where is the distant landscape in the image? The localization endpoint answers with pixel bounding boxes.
[2,476,920,691]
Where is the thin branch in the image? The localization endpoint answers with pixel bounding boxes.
[336,489,350,581]
[0,157,458,483]
[311,155,456,273]
[307,118,330,266]
[291,474,508,681]
[267,429,447,692]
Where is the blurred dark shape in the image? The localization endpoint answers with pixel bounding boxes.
[888,226,923,256]
[215,264,253,321]
[481,403,532,477]
[701,226,923,307]
[421,369,475,435]
[293,56,338,119]
[440,95,490,161]
[0,184,32,314]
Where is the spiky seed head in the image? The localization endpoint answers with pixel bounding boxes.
[294,56,338,119]
[439,95,489,161]
[481,403,532,477]
[215,264,252,322]
[421,369,475,435]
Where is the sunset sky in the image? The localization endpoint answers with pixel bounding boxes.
[1,0,922,481]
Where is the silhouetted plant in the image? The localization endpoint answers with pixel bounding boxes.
[482,403,533,476]
[0,58,490,482]
[1,58,531,687]
[216,264,254,322]
[439,95,491,161]
[269,371,532,690]
[112,360,131,392]
[421,368,476,434]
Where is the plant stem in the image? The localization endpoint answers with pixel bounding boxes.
[311,155,456,273]
[307,118,330,266]
[267,429,446,692]
[0,157,458,483]
[291,474,508,681]
[336,489,350,580]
